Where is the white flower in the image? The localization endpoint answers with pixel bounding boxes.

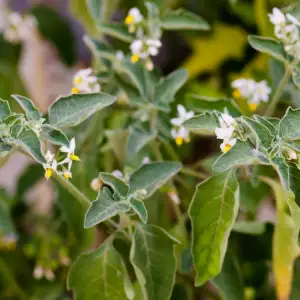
[116,50,125,61]
[171,104,194,127]
[43,158,57,180]
[112,170,124,179]
[129,38,162,65]
[286,148,297,160]
[268,8,286,26]
[250,80,271,104]
[215,113,237,153]
[59,138,80,171]
[71,68,100,94]
[4,12,36,43]
[44,269,55,281]
[45,150,55,163]
[33,266,44,280]
[142,156,150,164]
[61,170,72,180]
[171,126,190,146]
[232,78,271,112]
[90,177,103,191]
[286,14,300,26]
[125,7,143,33]
[220,138,237,153]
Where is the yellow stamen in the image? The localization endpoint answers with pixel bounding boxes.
[175,137,183,146]
[71,87,80,94]
[45,168,53,180]
[125,15,134,25]
[131,54,140,63]
[73,77,82,85]
[233,89,241,99]
[70,153,80,161]
[63,172,71,179]
[249,103,258,112]
[223,144,232,153]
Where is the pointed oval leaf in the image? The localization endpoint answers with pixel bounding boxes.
[97,23,133,42]
[130,224,178,300]
[41,124,69,146]
[213,141,256,173]
[248,36,289,63]
[186,95,241,117]
[161,9,210,31]
[11,94,41,121]
[68,240,130,300]
[84,187,130,228]
[2,129,45,163]
[279,107,300,140]
[129,198,148,224]
[129,162,181,197]
[154,69,188,104]
[49,92,116,128]
[184,112,219,134]
[98,172,129,197]
[254,115,279,136]
[189,170,239,286]
[0,142,12,157]
[0,100,12,122]
[127,125,155,158]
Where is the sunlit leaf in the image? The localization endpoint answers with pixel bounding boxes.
[11,94,41,121]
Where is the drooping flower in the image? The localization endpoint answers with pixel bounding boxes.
[43,151,57,180]
[215,113,237,153]
[170,105,194,146]
[90,177,103,191]
[71,68,100,94]
[59,138,80,171]
[125,7,144,33]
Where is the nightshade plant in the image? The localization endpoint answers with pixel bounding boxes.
[1,1,300,300]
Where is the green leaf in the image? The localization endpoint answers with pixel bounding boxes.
[98,172,129,197]
[0,190,16,237]
[242,116,274,149]
[40,124,69,146]
[248,35,289,63]
[154,69,188,105]
[183,111,219,134]
[84,36,116,61]
[84,187,130,228]
[186,95,241,117]
[272,157,290,191]
[2,129,45,163]
[119,60,148,97]
[97,23,133,42]
[11,94,41,121]
[87,0,118,23]
[213,141,255,173]
[161,9,210,31]
[292,68,300,90]
[279,107,300,140]
[189,170,239,286]
[49,92,116,128]
[129,162,181,197]
[212,252,244,300]
[130,198,148,224]
[233,221,266,235]
[130,224,178,300]
[127,125,155,158]
[68,239,130,300]
[254,115,279,136]
[0,99,11,122]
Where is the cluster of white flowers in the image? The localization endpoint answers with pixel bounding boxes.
[269,8,300,60]
[215,113,237,153]
[43,138,80,180]
[232,79,271,111]
[71,68,100,94]
[2,11,37,43]
[170,105,194,146]
[125,7,162,70]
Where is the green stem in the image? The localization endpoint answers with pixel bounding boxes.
[181,167,208,180]
[152,141,163,161]
[265,64,293,116]
[0,257,28,300]
[53,172,90,208]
